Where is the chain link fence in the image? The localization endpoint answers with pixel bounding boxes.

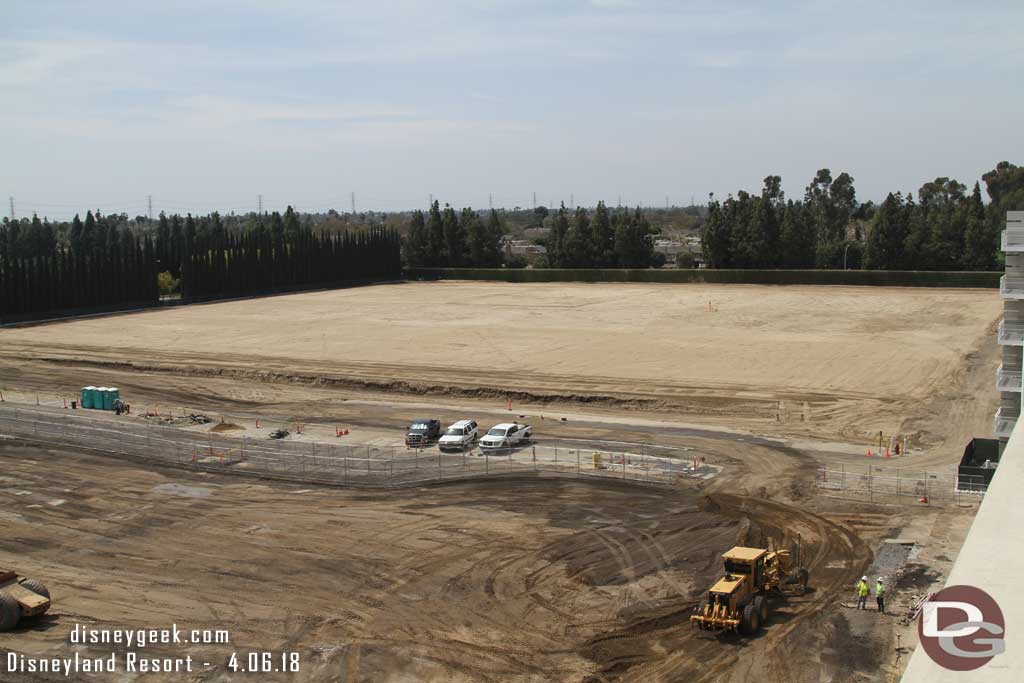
[815,462,986,506]
[0,404,709,489]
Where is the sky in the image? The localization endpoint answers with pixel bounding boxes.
[2,0,1023,219]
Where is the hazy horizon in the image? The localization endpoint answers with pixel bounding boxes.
[3,0,1023,220]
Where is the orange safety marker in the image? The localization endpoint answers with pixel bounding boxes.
[919,496,929,504]
[63,399,68,409]
[867,448,872,458]
[191,450,198,463]
[885,447,890,459]
[296,422,302,434]
[693,455,698,470]
[343,428,349,436]
[507,400,512,411]
[256,418,260,429]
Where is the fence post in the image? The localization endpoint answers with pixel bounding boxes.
[623,451,627,479]
[576,449,580,476]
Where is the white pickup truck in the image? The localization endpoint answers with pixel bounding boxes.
[479,422,533,450]
[438,419,479,452]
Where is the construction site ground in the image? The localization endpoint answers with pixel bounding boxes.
[0,281,1002,682]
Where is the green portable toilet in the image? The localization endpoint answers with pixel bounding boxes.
[82,386,96,409]
[102,388,115,411]
[109,387,120,407]
[94,387,107,410]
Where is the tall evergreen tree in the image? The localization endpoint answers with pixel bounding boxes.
[591,201,615,267]
[426,201,445,267]
[405,210,429,267]
[442,204,466,267]
[866,193,907,269]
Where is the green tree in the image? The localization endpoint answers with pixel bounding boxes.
[405,210,429,267]
[426,201,445,267]
[963,182,996,270]
[779,201,815,268]
[483,210,504,267]
[562,207,593,267]
[442,204,466,266]
[591,201,615,267]
[866,193,907,269]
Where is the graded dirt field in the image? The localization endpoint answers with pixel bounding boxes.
[0,281,1002,446]
[0,442,873,683]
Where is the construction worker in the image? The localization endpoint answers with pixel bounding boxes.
[876,577,885,613]
[856,576,869,609]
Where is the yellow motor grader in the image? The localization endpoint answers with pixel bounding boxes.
[690,544,809,635]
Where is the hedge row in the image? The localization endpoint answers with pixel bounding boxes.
[407,268,1001,288]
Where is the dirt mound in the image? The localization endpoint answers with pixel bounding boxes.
[210,422,243,433]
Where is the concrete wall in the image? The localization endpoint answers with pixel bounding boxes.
[900,415,1024,680]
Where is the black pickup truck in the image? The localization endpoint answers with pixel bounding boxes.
[405,419,442,447]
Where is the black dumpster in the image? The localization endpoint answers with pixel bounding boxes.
[958,438,1000,492]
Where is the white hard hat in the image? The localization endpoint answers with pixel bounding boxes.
[861,575,867,580]
[877,577,883,582]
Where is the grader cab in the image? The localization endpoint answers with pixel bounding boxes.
[690,545,809,635]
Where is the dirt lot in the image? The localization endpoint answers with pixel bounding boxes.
[0,281,998,681]
[0,281,1001,446]
[1,441,877,683]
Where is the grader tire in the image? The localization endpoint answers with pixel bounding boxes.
[740,603,760,635]
[754,595,769,624]
[0,591,20,631]
[19,579,50,600]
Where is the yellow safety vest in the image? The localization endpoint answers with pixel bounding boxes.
[858,581,869,597]
[876,582,885,597]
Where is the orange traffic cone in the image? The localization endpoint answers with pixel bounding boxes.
[919,495,929,504]
[867,448,872,458]
[885,447,890,459]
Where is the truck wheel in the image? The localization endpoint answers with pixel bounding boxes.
[19,578,50,600]
[754,595,769,623]
[0,591,20,631]
[740,603,760,635]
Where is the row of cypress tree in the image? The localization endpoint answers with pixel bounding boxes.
[0,206,401,320]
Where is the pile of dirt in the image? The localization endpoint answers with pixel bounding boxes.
[144,413,212,427]
[210,422,243,433]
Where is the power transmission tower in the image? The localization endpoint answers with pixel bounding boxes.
[258,194,263,214]
[570,193,574,208]
[350,192,355,215]
[532,192,536,209]
[429,193,433,206]
[666,196,670,209]
[617,194,622,208]
[489,193,493,210]
[8,196,14,220]
[147,195,153,221]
